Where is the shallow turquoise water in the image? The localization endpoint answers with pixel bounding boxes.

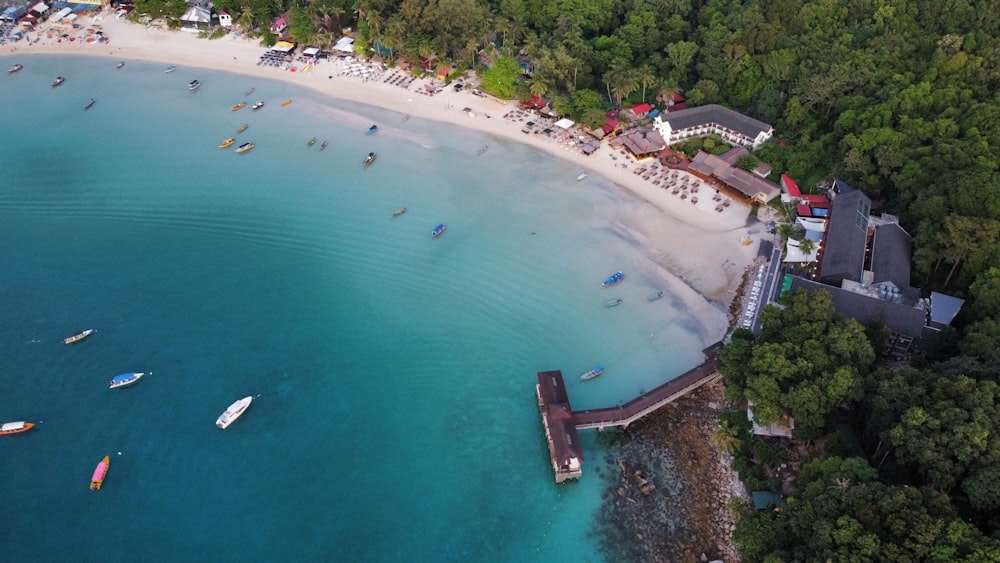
[0,55,710,562]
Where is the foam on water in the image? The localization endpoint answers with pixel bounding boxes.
[0,56,715,562]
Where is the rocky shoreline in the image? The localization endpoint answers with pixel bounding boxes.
[592,380,748,562]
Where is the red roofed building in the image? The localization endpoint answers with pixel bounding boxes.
[630,103,651,117]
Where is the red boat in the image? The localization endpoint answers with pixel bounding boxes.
[8,64,23,74]
[0,421,35,435]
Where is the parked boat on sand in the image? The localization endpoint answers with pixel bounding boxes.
[217,396,253,429]
[64,329,95,344]
[90,456,109,490]
[0,421,35,435]
[108,372,145,389]
[580,365,604,381]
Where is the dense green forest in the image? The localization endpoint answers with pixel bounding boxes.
[128,0,1000,557]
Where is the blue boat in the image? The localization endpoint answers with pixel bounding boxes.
[601,271,625,287]
[366,124,378,135]
[431,224,447,238]
[108,372,146,389]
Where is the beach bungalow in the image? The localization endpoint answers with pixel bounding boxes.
[179,5,211,32]
[28,1,48,20]
[270,14,288,35]
[435,63,457,81]
[608,129,667,161]
[629,103,651,118]
[218,10,231,28]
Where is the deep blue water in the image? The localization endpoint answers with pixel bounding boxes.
[0,55,711,562]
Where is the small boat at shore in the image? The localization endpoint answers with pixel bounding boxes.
[601,271,625,287]
[245,87,255,96]
[64,329,95,344]
[363,152,376,167]
[108,372,145,389]
[231,101,246,111]
[281,99,292,106]
[235,142,255,154]
[604,298,623,308]
[84,98,96,110]
[580,365,604,381]
[476,145,488,155]
[188,79,201,92]
[164,65,176,73]
[431,224,447,238]
[90,456,110,490]
[392,207,406,216]
[647,290,664,302]
[366,124,378,135]
[116,61,125,70]
[576,173,588,181]
[52,76,65,88]
[217,396,253,429]
[219,137,236,148]
[237,123,248,133]
[1,421,35,435]
[8,64,23,74]
[251,101,264,111]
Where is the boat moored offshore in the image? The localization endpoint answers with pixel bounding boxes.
[64,329,95,344]
[90,456,110,490]
[217,396,253,429]
[431,224,447,238]
[219,137,236,148]
[108,372,146,389]
[188,80,201,91]
[580,365,604,381]
[363,152,376,167]
[1,421,35,435]
[235,142,255,154]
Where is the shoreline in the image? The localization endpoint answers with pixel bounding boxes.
[7,14,758,311]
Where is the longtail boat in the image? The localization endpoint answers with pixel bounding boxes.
[0,421,35,435]
[63,329,95,345]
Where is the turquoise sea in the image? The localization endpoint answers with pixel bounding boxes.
[0,56,712,562]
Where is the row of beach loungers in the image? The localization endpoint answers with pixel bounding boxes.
[382,71,417,89]
[625,156,733,211]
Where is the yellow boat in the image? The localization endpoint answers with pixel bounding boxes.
[230,102,247,111]
[237,123,248,133]
[281,99,292,106]
[219,137,236,148]
[393,207,406,216]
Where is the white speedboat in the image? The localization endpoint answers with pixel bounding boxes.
[217,396,253,429]
[108,372,145,389]
[580,365,604,381]
[576,173,588,181]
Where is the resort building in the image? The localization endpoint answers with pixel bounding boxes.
[653,104,774,149]
[686,150,781,203]
[607,129,667,160]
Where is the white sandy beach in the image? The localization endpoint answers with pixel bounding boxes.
[6,14,762,332]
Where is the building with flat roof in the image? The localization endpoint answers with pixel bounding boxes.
[653,104,773,149]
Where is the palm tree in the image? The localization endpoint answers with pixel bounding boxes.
[637,64,656,103]
[798,238,815,256]
[829,477,852,492]
[529,76,548,98]
[656,79,681,106]
[711,420,742,455]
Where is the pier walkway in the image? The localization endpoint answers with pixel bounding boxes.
[572,344,722,430]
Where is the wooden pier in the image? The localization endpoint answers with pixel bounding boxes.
[536,343,722,482]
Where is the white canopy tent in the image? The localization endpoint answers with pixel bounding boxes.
[333,36,355,53]
[554,118,575,130]
[51,6,72,22]
[30,2,48,14]
[302,47,320,57]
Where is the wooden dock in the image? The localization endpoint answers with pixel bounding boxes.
[536,343,722,482]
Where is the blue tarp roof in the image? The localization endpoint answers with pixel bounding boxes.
[647,108,661,118]
[930,292,964,325]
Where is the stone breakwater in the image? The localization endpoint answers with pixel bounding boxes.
[592,381,748,562]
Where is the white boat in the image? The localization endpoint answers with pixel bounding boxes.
[188,80,201,92]
[604,298,623,308]
[580,365,604,381]
[576,173,588,181]
[647,290,664,302]
[116,61,125,70]
[251,101,264,111]
[235,142,255,154]
[217,396,253,429]
[164,65,176,73]
[108,372,145,389]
